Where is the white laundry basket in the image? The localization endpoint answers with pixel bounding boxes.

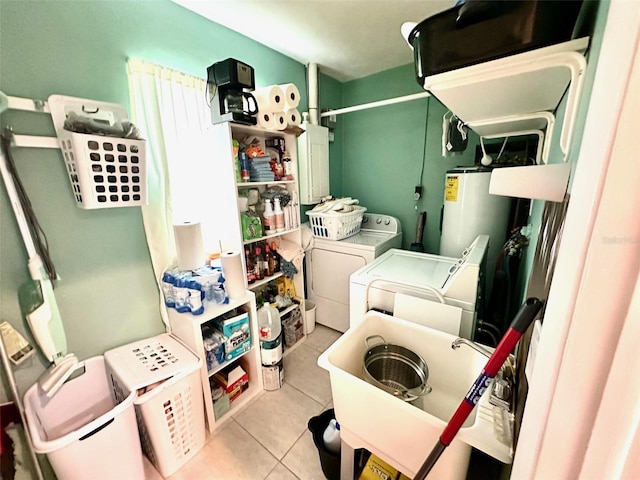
[48,95,147,209]
[104,334,206,478]
[306,206,367,240]
[23,356,145,480]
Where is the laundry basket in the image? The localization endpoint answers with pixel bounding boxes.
[23,356,145,480]
[104,334,206,478]
[48,95,147,209]
[306,206,367,240]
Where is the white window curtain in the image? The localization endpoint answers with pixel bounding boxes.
[127,59,218,328]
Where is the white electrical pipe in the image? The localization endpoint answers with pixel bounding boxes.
[308,62,319,125]
[320,91,430,118]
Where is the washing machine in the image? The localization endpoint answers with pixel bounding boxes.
[305,213,402,332]
[350,234,488,340]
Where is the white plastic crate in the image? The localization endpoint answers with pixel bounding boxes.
[104,334,206,478]
[306,206,367,240]
[48,94,147,209]
[23,356,145,480]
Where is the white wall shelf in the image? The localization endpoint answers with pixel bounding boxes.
[422,37,589,201]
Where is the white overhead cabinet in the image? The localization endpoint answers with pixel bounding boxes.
[297,121,330,205]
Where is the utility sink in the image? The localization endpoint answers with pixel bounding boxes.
[318,311,512,480]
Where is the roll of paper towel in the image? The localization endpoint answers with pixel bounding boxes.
[254,86,284,113]
[278,83,300,108]
[284,108,301,127]
[257,110,277,130]
[272,111,287,131]
[174,222,204,270]
[221,251,245,299]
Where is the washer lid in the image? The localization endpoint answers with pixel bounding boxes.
[352,249,454,288]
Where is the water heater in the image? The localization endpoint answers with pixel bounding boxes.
[440,166,511,296]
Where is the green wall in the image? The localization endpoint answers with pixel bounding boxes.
[0,0,340,401]
[0,0,608,414]
[338,65,476,253]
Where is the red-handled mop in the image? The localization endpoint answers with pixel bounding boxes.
[414,297,543,479]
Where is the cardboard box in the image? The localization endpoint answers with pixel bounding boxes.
[213,365,248,403]
[214,311,251,361]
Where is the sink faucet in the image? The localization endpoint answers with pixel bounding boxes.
[451,337,493,358]
[451,337,516,412]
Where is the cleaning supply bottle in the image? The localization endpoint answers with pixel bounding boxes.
[263,199,275,235]
[273,197,285,233]
[258,302,282,365]
[323,419,341,454]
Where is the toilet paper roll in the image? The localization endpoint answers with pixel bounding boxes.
[272,111,287,131]
[284,108,301,127]
[173,222,204,270]
[257,110,277,130]
[278,83,300,108]
[254,86,284,113]
[220,251,245,299]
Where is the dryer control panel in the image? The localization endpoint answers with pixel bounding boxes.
[361,214,401,234]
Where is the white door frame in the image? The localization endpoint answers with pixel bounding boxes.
[512,1,640,478]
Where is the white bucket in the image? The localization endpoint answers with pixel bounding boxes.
[305,300,317,334]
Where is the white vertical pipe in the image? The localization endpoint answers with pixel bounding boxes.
[308,62,319,125]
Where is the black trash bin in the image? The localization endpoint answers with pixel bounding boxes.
[308,409,340,480]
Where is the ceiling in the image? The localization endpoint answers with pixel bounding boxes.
[171,0,455,82]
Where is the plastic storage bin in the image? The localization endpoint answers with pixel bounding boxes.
[23,356,145,480]
[306,206,367,240]
[48,95,148,209]
[408,1,585,83]
[104,334,206,478]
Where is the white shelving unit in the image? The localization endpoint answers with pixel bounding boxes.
[167,292,262,433]
[168,122,308,433]
[423,37,589,201]
[221,122,307,357]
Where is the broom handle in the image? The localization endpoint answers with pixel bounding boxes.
[414,297,543,479]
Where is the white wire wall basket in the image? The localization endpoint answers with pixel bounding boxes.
[48,95,148,209]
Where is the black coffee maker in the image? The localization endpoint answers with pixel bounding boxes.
[207,58,258,125]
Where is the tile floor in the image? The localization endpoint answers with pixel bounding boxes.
[144,324,507,480]
[146,324,341,480]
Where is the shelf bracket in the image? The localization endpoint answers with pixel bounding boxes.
[1,94,60,149]
[423,37,589,163]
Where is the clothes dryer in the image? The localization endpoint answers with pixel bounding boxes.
[305,213,402,332]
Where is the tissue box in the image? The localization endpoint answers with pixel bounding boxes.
[214,311,251,361]
[213,365,248,403]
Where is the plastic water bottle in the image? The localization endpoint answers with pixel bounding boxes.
[258,303,282,365]
[322,419,341,454]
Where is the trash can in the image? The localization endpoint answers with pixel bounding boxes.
[305,300,316,334]
[308,409,340,480]
[23,356,145,480]
[104,333,206,478]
